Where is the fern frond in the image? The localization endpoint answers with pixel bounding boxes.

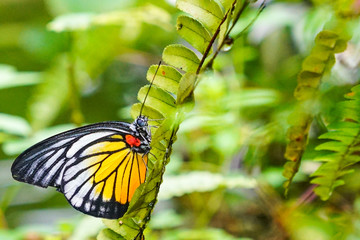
[99,0,256,239]
[311,85,360,200]
[283,28,348,195]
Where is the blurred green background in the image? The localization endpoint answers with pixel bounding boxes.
[1,0,360,239]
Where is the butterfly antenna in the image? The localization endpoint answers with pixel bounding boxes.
[139,61,162,116]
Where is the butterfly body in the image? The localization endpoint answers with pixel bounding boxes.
[11,116,151,219]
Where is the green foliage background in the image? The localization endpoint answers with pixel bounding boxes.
[1,0,360,239]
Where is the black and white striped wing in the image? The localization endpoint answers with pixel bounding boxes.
[11,122,131,189]
[11,121,148,219]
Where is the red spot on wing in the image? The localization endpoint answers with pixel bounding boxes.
[125,135,141,147]
[162,70,165,75]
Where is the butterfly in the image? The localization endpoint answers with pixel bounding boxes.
[11,116,151,219]
[11,63,162,219]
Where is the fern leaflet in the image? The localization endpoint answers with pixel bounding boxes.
[311,85,360,200]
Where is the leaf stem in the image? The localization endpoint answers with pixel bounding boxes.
[232,1,266,41]
[196,0,237,75]
[226,0,250,40]
[204,0,266,71]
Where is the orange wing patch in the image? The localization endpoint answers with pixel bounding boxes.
[94,150,129,183]
[128,153,147,201]
[115,152,147,204]
[86,139,147,204]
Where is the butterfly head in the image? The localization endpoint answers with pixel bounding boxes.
[135,115,148,129]
[130,115,151,154]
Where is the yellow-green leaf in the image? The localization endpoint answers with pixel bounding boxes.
[219,0,234,11]
[137,85,176,117]
[315,30,339,48]
[162,44,200,73]
[177,72,196,105]
[176,15,212,54]
[28,56,69,131]
[47,13,94,32]
[176,0,224,32]
[0,65,41,89]
[147,65,182,94]
[302,56,326,74]
[130,104,164,125]
[97,228,125,240]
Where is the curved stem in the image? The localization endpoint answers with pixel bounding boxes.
[204,0,266,71]
[196,0,237,75]
[232,1,266,41]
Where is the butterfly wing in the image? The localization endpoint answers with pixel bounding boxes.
[60,130,148,219]
[11,124,106,189]
[11,121,148,219]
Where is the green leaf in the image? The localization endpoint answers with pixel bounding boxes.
[339,107,360,122]
[282,161,300,179]
[311,161,340,177]
[0,114,31,136]
[27,56,70,131]
[162,44,200,73]
[176,0,224,32]
[94,5,172,31]
[137,85,176,118]
[151,118,175,145]
[351,84,360,94]
[314,153,341,162]
[315,30,339,49]
[74,5,172,78]
[344,155,360,167]
[102,218,141,240]
[71,217,104,240]
[297,71,322,88]
[130,104,164,124]
[293,29,347,102]
[219,0,234,11]
[218,13,230,47]
[283,27,350,195]
[319,130,359,144]
[149,210,184,229]
[147,65,182,94]
[176,15,212,54]
[302,56,326,74]
[339,99,360,111]
[158,171,256,200]
[311,84,360,201]
[2,124,75,155]
[97,228,126,240]
[47,13,95,32]
[328,121,359,130]
[73,26,123,78]
[294,86,318,101]
[225,88,280,108]
[315,141,347,152]
[0,64,41,89]
[177,72,196,105]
